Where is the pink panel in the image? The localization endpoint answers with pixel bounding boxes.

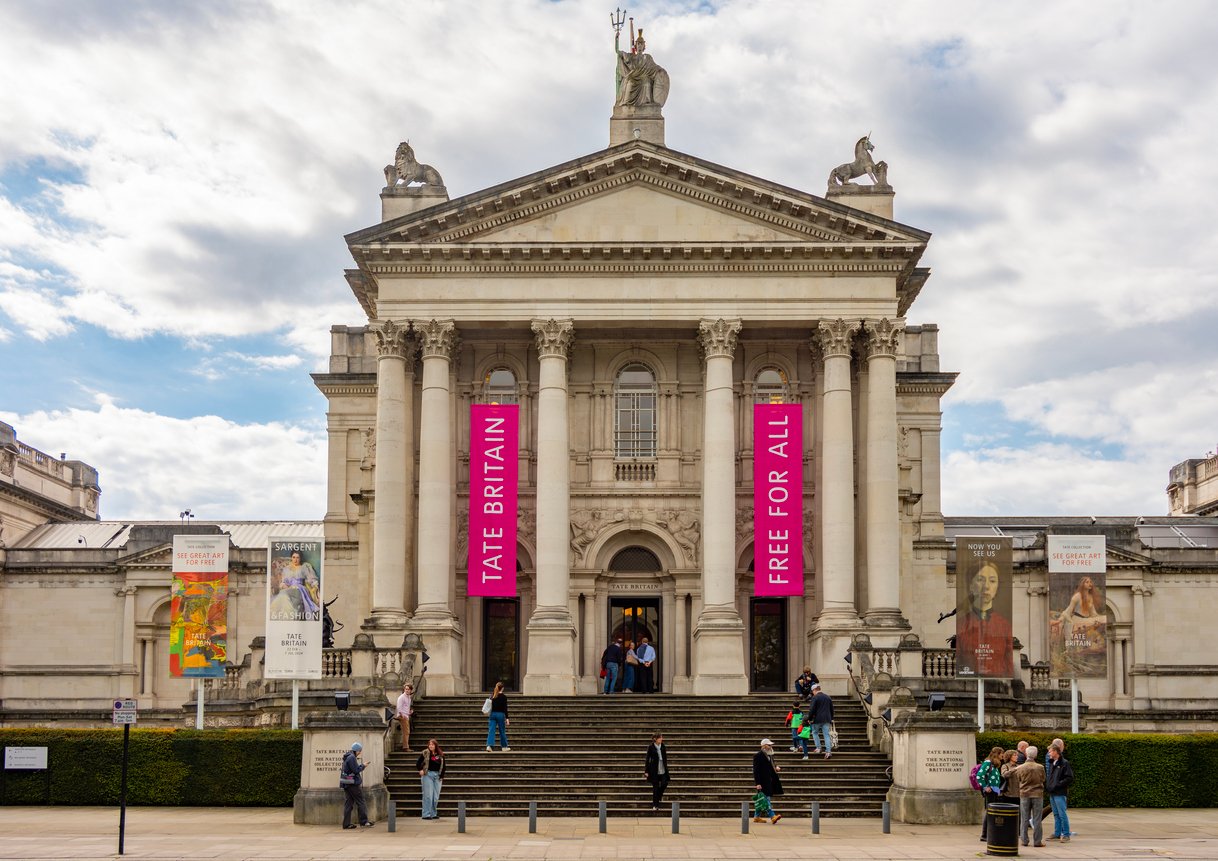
[753,403,804,597]
[468,404,519,597]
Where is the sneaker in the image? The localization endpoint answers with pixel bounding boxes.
[752,816,767,823]
[486,746,493,751]
[502,747,511,751]
[812,748,822,754]
[1034,843,1046,847]
[361,822,375,828]
[802,755,809,760]
[343,824,356,829]
[824,752,832,760]
[1062,836,1071,843]
[788,747,797,752]
[770,814,782,824]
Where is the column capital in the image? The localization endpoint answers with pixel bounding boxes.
[863,318,903,359]
[697,318,741,360]
[1132,585,1155,598]
[814,318,859,359]
[416,319,459,360]
[374,319,414,359]
[532,318,575,359]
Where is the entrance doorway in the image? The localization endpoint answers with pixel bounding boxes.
[608,597,660,691]
[750,598,787,691]
[482,598,519,691]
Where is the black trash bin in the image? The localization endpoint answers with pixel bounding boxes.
[986,801,1020,856]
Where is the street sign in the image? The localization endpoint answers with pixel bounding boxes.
[4,746,48,769]
[112,699,138,725]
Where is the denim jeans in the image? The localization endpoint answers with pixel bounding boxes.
[754,793,775,817]
[420,771,441,818]
[623,664,635,691]
[1019,796,1043,845]
[1049,794,1070,837]
[796,735,809,755]
[603,662,620,694]
[486,711,508,748]
[811,723,832,753]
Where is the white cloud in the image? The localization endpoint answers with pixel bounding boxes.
[225,352,303,371]
[0,396,325,521]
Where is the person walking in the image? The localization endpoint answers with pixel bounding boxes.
[623,639,638,693]
[784,701,805,753]
[751,738,784,824]
[807,684,835,758]
[395,682,414,751]
[601,637,625,694]
[636,635,657,693]
[643,731,671,811]
[339,741,373,829]
[977,746,1005,842]
[485,681,511,751]
[1046,742,1075,842]
[416,738,446,820]
[1013,744,1046,847]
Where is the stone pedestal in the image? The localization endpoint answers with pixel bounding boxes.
[381,185,449,222]
[887,709,983,825]
[610,105,664,146]
[293,711,390,825]
[825,183,894,220]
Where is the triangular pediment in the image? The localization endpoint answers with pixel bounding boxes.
[346,141,931,251]
[117,544,174,567]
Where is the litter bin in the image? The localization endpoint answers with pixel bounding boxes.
[986,802,1020,856]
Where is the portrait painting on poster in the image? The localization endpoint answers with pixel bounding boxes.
[265,538,324,679]
[1047,535,1107,679]
[955,537,1013,678]
[468,404,519,597]
[169,535,229,678]
[753,403,803,597]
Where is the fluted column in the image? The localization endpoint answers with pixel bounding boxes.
[118,586,137,697]
[815,319,860,627]
[692,318,748,695]
[863,319,905,626]
[412,319,465,693]
[1131,585,1153,704]
[524,319,577,694]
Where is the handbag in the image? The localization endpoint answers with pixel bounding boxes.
[626,652,640,665]
[829,722,839,747]
[599,667,607,678]
[481,697,492,715]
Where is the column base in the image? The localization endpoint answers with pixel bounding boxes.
[361,610,411,648]
[862,608,910,629]
[692,605,748,695]
[409,608,465,696]
[522,606,577,695]
[806,625,861,696]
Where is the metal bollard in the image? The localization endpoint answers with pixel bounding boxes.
[598,801,606,833]
[671,801,679,834]
[741,800,750,834]
[529,800,537,833]
[387,799,396,833]
[882,800,891,834]
[811,800,819,834]
[458,800,466,834]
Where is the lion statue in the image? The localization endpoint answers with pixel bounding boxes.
[383,141,445,188]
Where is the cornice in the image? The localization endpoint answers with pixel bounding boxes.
[311,373,378,397]
[896,371,958,396]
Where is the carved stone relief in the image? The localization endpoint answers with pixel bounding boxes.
[657,509,700,567]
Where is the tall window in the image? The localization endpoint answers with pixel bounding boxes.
[754,368,790,405]
[484,368,517,405]
[615,363,657,458]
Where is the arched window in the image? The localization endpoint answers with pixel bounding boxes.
[484,367,517,405]
[754,368,790,405]
[615,363,657,458]
[609,546,661,572]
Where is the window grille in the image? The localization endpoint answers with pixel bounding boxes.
[615,363,657,459]
[754,368,789,405]
[484,368,517,405]
[610,547,661,572]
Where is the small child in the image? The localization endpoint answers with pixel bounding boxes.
[796,715,813,759]
[785,702,804,753]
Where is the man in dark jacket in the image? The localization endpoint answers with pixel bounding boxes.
[643,731,670,810]
[808,684,835,758]
[601,638,625,694]
[751,739,783,824]
[340,741,373,829]
[1046,743,1074,842]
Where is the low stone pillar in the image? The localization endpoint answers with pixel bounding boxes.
[294,710,389,825]
[887,709,982,825]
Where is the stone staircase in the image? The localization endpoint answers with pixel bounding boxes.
[385,693,891,817]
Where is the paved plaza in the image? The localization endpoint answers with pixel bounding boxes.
[1,807,1216,860]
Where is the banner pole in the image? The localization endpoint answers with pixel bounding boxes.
[196,679,205,730]
[292,679,300,729]
[1071,678,1079,734]
[977,678,985,731]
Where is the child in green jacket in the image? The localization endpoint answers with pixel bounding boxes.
[785,702,805,753]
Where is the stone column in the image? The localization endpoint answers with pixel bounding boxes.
[118,586,137,698]
[524,319,578,694]
[1131,585,1153,704]
[863,319,905,626]
[412,319,464,694]
[368,320,414,635]
[692,318,748,695]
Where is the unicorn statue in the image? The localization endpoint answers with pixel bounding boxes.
[828,135,889,188]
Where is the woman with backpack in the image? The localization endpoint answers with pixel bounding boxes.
[485,681,510,751]
[976,746,1005,842]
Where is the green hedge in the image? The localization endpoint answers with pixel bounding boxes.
[0,728,301,806]
[976,731,1218,808]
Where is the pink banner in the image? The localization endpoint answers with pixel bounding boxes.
[753,403,804,596]
[468,404,519,597]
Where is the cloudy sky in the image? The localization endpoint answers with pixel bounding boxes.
[2,0,1216,521]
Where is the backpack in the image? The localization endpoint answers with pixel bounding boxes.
[968,762,983,791]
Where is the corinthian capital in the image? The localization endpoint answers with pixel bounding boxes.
[374,319,414,359]
[697,318,742,360]
[532,319,575,359]
[864,318,903,359]
[814,319,859,359]
[416,319,458,359]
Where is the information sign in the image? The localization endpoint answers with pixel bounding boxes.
[112,699,138,725]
